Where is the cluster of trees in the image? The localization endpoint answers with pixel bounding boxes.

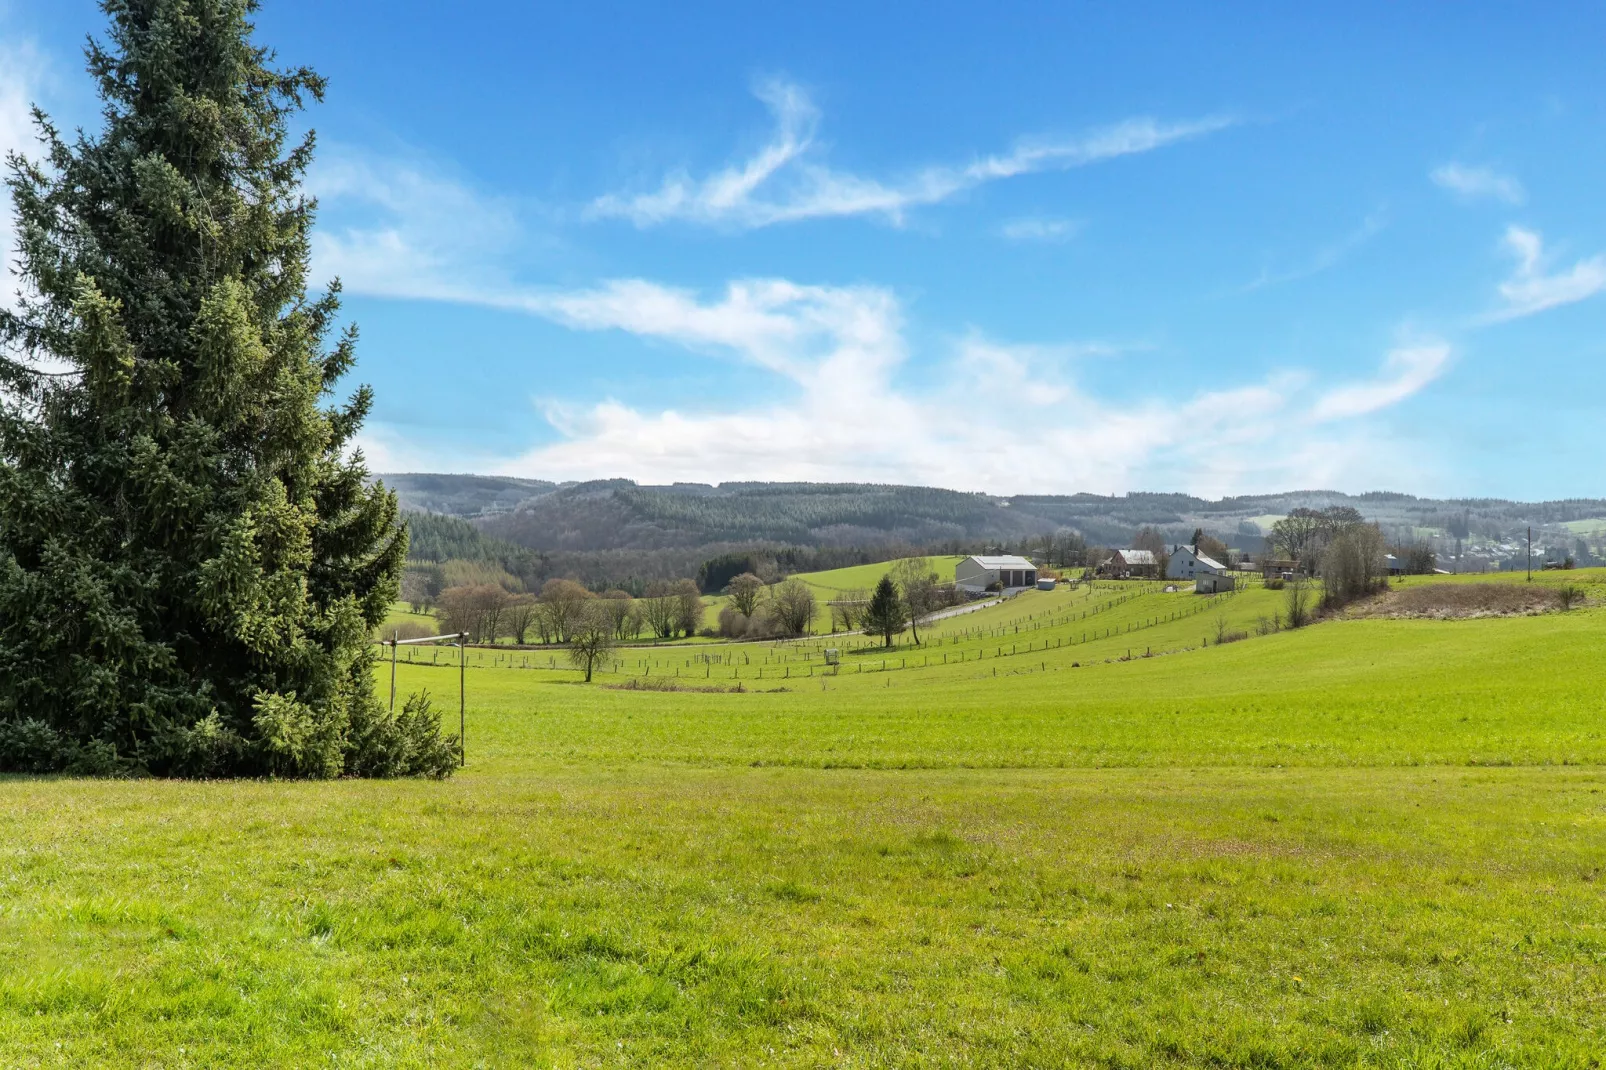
[852,559,957,647]
[1264,507,1390,620]
[430,577,707,645]
[1268,507,1367,571]
[716,574,818,639]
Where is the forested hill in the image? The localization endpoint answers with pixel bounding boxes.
[377,475,1606,554]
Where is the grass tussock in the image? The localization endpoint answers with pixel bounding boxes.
[1363,582,1573,619]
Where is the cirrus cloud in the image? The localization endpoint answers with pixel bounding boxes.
[587,78,1235,230]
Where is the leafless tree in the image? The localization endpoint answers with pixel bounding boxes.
[1286,578,1310,629]
[599,590,636,640]
[436,583,511,643]
[890,557,939,644]
[567,603,615,683]
[1271,510,1324,569]
[504,594,539,644]
[726,572,764,617]
[538,578,593,643]
[771,578,817,636]
[1320,523,1387,607]
[830,588,868,632]
[672,579,705,636]
[641,581,681,639]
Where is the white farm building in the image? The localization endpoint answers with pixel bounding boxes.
[955,555,1038,594]
[1168,545,1236,593]
[1166,545,1228,582]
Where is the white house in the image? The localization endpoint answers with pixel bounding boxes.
[1167,545,1228,582]
[955,555,1038,594]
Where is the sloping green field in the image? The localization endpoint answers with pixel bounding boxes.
[4,574,1605,1065]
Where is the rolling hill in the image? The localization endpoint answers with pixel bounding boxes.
[379,474,1606,558]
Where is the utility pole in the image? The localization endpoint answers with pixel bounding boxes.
[1526,526,1532,582]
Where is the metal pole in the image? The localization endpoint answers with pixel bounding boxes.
[1527,526,1532,582]
[389,630,397,712]
[458,634,466,767]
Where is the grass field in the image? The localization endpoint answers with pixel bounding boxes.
[4,572,1606,1065]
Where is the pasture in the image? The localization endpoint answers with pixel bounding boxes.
[2,572,1605,1065]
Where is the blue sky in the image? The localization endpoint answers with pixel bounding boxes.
[4,2,1605,498]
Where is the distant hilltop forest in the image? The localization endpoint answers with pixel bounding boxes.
[378,474,1606,593]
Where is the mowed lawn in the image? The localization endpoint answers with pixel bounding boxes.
[2,585,1605,1066]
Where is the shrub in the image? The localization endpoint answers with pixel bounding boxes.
[1286,581,1311,628]
[344,691,459,778]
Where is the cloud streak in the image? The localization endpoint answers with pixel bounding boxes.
[1431,162,1525,205]
[1485,225,1606,322]
[1310,341,1450,421]
[998,216,1081,243]
[1242,210,1386,292]
[587,79,1234,229]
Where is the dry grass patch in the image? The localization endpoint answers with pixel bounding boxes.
[1361,582,1569,619]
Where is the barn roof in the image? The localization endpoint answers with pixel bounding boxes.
[966,555,1036,571]
[1115,549,1156,565]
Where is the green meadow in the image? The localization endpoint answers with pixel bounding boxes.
[3,570,1605,1065]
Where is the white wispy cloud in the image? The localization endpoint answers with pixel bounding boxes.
[1310,340,1450,421]
[586,78,1234,229]
[1485,225,1606,322]
[1431,162,1525,205]
[1242,210,1387,292]
[308,148,524,302]
[998,216,1081,243]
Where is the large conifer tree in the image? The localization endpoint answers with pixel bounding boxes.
[0,0,454,777]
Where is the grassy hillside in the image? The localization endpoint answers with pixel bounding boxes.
[704,554,970,634]
[4,574,1605,1064]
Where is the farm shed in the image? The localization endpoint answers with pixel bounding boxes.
[1167,545,1228,582]
[1196,573,1236,594]
[955,555,1038,594]
[1100,549,1158,579]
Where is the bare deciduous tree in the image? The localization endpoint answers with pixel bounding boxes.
[567,604,615,683]
[504,594,539,644]
[641,581,681,639]
[672,579,705,637]
[1320,523,1387,608]
[771,578,817,636]
[890,557,939,644]
[599,590,636,640]
[436,584,511,643]
[726,572,764,618]
[538,579,593,643]
[829,587,868,633]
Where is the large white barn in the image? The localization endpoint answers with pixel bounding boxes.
[954,555,1038,594]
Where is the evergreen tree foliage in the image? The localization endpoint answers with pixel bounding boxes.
[0,0,453,777]
[862,576,905,648]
